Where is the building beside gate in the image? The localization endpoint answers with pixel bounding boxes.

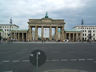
[0,29,3,40]
[0,24,19,39]
[74,25,96,41]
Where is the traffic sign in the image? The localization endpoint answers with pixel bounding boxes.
[29,49,46,67]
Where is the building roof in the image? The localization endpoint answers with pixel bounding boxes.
[65,28,81,32]
[74,25,96,28]
[16,28,28,30]
[12,29,28,33]
[0,24,19,27]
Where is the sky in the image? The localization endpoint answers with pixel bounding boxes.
[0,0,96,30]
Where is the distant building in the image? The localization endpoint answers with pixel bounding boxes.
[0,24,19,39]
[74,25,96,41]
[0,29,3,40]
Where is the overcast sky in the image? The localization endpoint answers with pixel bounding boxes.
[0,0,96,29]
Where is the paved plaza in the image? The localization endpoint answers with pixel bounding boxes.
[0,42,96,72]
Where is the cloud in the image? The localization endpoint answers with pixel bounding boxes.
[0,0,96,29]
[0,0,88,16]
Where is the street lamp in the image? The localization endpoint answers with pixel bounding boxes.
[9,17,13,41]
[81,19,84,42]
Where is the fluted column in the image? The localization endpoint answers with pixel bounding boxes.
[49,26,52,40]
[22,33,24,41]
[29,26,32,41]
[26,32,27,41]
[69,33,71,41]
[16,32,17,40]
[14,33,15,39]
[61,26,64,41]
[35,26,38,40]
[76,33,78,41]
[17,33,18,40]
[55,26,58,41]
[60,28,62,41]
[41,26,44,40]
[18,33,20,41]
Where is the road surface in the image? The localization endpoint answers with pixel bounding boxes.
[0,42,96,72]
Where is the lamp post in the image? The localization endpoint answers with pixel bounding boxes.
[10,24,11,41]
[9,17,12,41]
[81,19,84,42]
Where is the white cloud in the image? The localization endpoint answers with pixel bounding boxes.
[0,0,93,29]
[0,0,88,16]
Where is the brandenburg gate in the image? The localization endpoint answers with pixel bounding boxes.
[28,13,65,41]
[11,13,82,42]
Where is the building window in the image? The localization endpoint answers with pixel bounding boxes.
[85,38,86,40]
[93,30,95,32]
[88,30,91,33]
[93,34,95,36]
[83,38,84,40]
[93,38,95,41]
[85,34,86,36]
